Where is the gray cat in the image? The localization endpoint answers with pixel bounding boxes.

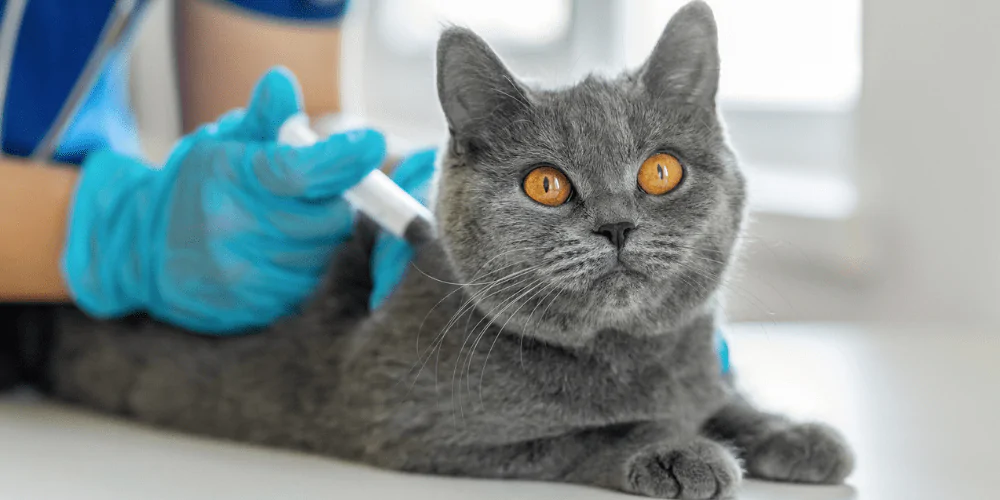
[45,2,853,498]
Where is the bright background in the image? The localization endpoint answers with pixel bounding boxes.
[131,0,1000,330]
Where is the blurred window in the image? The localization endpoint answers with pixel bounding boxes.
[623,0,861,108]
[376,0,572,53]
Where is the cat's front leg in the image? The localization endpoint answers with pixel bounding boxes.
[563,423,742,499]
[702,395,854,484]
[398,422,741,499]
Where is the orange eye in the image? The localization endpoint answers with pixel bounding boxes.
[638,153,684,195]
[523,166,572,206]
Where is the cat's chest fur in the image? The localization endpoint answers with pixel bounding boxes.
[335,265,729,448]
[496,327,728,431]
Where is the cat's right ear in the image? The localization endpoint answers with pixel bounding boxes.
[436,27,531,138]
[640,1,720,107]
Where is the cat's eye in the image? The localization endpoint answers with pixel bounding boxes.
[523,166,572,206]
[638,153,684,195]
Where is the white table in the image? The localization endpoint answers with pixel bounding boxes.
[0,324,995,500]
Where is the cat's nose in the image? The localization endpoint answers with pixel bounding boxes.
[594,221,636,250]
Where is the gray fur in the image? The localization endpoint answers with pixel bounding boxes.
[46,2,852,498]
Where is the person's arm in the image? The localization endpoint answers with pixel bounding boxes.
[0,159,75,301]
[175,0,401,170]
[175,0,343,132]
[0,1,346,304]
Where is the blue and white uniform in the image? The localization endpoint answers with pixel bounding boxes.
[0,0,348,164]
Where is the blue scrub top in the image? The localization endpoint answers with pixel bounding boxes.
[0,0,348,165]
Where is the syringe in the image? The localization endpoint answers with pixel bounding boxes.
[277,114,436,246]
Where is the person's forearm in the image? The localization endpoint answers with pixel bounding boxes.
[175,0,343,133]
[0,158,75,302]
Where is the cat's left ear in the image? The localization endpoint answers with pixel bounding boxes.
[640,1,720,107]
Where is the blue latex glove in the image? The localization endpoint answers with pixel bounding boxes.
[369,148,437,310]
[63,67,387,334]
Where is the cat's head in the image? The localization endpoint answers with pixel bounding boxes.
[432,1,746,346]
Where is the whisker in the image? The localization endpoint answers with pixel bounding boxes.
[398,264,542,396]
[478,279,551,402]
[426,267,539,374]
[676,262,777,322]
[457,278,541,412]
[450,273,539,422]
[519,282,560,368]
[413,249,541,354]
[441,275,525,419]
[669,247,730,266]
[410,246,544,286]
[656,240,797,316]
[466,279,545,407]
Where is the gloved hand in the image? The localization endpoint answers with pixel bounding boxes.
[63,67,387,333]
[369,148,437,310]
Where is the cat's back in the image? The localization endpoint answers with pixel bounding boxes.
[50,309,328,446]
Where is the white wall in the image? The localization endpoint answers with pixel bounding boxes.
[858,0,1000,326]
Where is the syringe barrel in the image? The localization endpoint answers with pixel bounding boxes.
[277,114,435,240]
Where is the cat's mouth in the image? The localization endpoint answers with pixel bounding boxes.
[592,261,648,285]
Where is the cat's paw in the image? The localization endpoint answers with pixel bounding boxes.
[624,438,742,499]
[744,423,854,484]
